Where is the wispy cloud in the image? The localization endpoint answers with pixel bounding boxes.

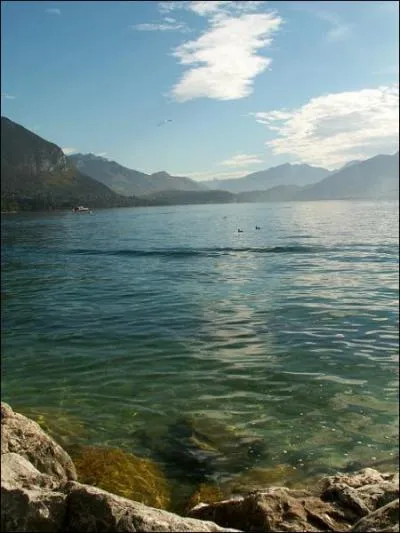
[158,2,186,14]
[289,2,351,43]
[314,10,351,42]
[252,84,399,169]
[159,1,267,16]
[62,147,78,155]
[1,92,16,100]
[45,8,61,16]
[94,152,108,157]
[220,153,264,167]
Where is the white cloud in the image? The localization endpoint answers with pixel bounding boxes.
[45,8,61,15]
[252,84,399,169]
[94,152,108,157]
[153,1,281,102]
[185,169,251,181]
[220,153,264,167]
[1,92,16,100]
[62,147,78,155]
[171,11,282,102]
[133,20,190,32]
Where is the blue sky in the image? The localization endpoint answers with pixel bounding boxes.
[1,1,399,180]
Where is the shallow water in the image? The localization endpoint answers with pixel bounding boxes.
[1,201,399,494]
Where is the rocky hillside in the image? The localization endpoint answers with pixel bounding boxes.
[1,402,399,532]
[69,154,206,197]
[1,117,144,211]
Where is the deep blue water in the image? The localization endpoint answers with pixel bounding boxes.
[1,201,399,490]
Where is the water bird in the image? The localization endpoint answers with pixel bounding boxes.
[255,226,261,230]
[157,119,172,127]
[238,229,243,233]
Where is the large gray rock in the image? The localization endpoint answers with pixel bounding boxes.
[1,453,67,532]
[321,468,399,518]
[351,499,399,532]
[1,402,76,482]
[63,481,239,532]
[188,469,399,532]
[188,486,350,532]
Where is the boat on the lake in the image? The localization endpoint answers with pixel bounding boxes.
[72,206,92,213]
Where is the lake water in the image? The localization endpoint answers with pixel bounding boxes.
[1,201,399,503]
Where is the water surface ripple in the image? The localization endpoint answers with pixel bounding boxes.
[1,201,399,485]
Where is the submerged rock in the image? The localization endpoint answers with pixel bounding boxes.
[184,484,225,514]
[16,406,89,450]
[72,446,170,510]
[138,415,267,483]
[221,464,300,495]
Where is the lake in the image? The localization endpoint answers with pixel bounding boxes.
[1,200,399,503]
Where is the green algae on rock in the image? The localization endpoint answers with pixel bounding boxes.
[72,445,171,509]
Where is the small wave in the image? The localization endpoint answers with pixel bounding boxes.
[65,245,322,258]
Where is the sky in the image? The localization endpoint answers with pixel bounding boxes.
[1,0,399,181]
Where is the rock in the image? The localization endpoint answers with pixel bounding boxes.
[1,452,67,532]
[63,481,240,532]
[188,487,350,532]
[321,469,399,518]
[351,499,399,532]
[1,402,76,482]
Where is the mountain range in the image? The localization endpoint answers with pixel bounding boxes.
[69,153,205,197]
[204,163,332,192]
[1,116,398,211]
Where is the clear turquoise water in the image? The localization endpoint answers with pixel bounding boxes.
[1,201,399,490]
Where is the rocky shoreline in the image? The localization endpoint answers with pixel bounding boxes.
[1,402,398,532]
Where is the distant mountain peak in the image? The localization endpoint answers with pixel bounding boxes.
[151,171,170,177]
